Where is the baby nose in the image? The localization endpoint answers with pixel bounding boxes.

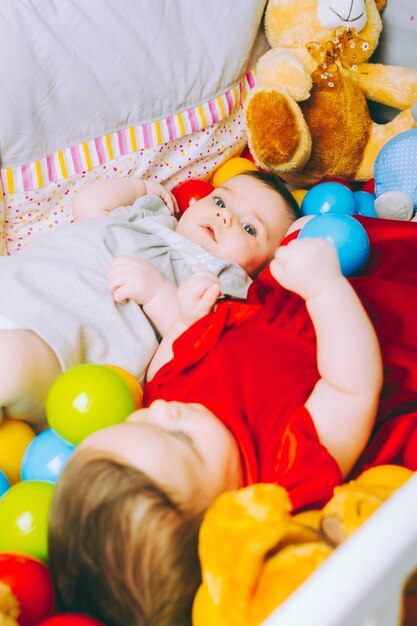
[215,207,232,227]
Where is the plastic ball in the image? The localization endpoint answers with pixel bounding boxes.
[320,178,354,191]
[105,365,143,409]
[299,214,370,276]
[361,178,375,194]
[0,419,36,484]
[38,615,105,626]
[301,182,356,217]
[21,429,75,483]
[240,145,256,163]
[211,157,258,187]
[291,189,309,208]
[0,468,10,496]
[0,553,55,626]
[171,179,214,216]
[353,191,377,218]
[45,364,136,445]
[0,481,54,562]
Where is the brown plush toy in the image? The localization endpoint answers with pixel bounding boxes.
[245,0,417,186]
[192,465,413,626]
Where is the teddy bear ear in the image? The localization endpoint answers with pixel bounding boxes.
[374,0,386,13]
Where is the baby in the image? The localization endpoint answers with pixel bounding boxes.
[0,170,299,427]
[48,227,390,626]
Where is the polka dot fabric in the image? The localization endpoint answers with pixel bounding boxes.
[374,128,417,213]
[0,196,6,256]
[1,108,247,255]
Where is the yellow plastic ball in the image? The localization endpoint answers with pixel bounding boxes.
[291,189,309,208]
[211,157,258,187]
[355,464,413,490]
[106,365,143,409]
[0,419,36,484]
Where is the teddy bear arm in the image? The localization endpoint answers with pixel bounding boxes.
[354,63,417,110]
[256,47,314,102]
[197,486,294,625]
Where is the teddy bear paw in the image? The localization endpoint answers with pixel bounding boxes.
[374,191,414,221]
[245,88,312,173]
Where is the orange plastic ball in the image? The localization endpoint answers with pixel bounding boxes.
[0,419,36,484]
[211,157,258,187]
[105,365,143,409]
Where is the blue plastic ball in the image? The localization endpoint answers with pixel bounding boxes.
[0,469,10,497]
[354,191,377,217]
[301,182,356,216]
[299,214,370,276]
[21,429,75,483]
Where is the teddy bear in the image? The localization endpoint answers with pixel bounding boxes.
[373,124,417,221]
[244,0,417,187]
[192,465,413,626]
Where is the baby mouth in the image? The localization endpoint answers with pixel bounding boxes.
[201,225,217,242]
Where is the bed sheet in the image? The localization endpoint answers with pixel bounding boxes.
[0,0,268,254]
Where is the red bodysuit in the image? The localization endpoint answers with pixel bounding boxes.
[144,217,417,511]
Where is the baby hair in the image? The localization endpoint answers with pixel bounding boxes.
[48,449,204,626]
[241,169,301,222]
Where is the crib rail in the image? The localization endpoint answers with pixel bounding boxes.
[262,472,417,626]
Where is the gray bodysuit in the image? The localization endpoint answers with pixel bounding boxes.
[0,195,250,381]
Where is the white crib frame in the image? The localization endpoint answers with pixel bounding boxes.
[261,472,417,626]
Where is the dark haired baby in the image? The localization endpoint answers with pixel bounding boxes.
[0,170,299,428]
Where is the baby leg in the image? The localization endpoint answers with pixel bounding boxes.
[0,330,62,428]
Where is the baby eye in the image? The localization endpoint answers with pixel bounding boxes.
[171,430,194,445]
[213,196,225,208]
[241,223,257,237]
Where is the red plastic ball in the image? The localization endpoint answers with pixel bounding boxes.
[171,179,214,217]
[0,553,55,626]
[38,615,104,626]
[361,178,375,194]
[240,145,256,163]
[319,178,354,191]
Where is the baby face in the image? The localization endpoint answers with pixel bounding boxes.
[175,174,293,276]
[78,400,243,510]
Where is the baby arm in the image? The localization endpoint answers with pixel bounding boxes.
[271,238,382,477]
[146,272,221,381]
[108,257,178,336]
[72,178,178,221]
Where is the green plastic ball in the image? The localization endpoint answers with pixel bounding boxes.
[0,480,54,562]
[45,364,135,445]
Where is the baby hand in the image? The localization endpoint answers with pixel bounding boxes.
[109,257,167,305]
[142,180,179,216]
[178,271,221,327]
[270,237,342,300]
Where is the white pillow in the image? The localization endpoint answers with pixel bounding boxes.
[0,0,268,167]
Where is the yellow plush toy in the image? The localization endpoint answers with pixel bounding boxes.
[245,0,417,186]
[193,465,413,626]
